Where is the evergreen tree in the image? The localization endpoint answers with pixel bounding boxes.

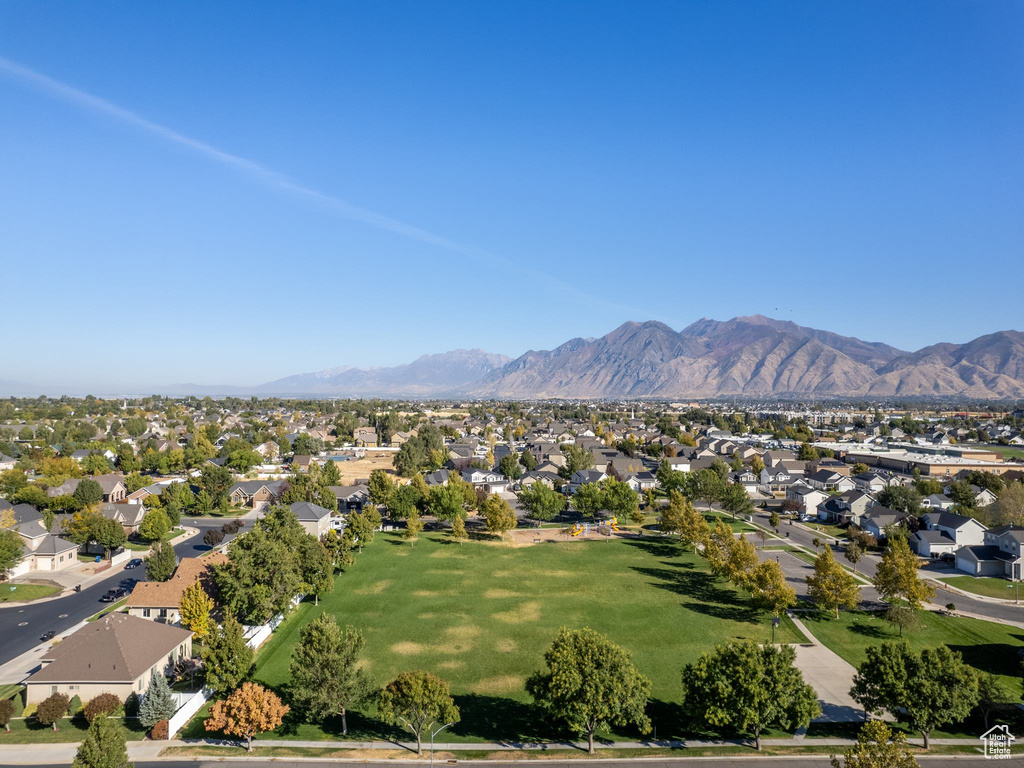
[72,715,133,768]
[138,670,175,729]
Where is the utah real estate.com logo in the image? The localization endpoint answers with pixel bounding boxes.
[980,724,1015,759]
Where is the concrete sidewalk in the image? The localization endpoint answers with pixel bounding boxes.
[786,614,865,723]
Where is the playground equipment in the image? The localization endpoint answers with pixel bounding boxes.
[596,517,620,536]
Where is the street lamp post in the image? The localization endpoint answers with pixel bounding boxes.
[430,721,455,768]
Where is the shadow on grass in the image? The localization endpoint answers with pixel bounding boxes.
[621,537,683,559]
[948,642,1024,679]
[630,566,763,625]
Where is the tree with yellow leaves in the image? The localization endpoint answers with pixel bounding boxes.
[179,580,214,640]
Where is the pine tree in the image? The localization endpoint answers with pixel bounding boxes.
[138,670,175,729]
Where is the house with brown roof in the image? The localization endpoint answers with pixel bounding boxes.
[24,613,192,704]
[125,553,227,624]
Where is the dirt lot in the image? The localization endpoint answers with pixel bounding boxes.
[335,452,396,484]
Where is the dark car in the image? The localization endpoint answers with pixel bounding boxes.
[100,587,128,603]
[124,558,143,570]
[40,630,56,641]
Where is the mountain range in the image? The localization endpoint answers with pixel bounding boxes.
[5,316,1024,399]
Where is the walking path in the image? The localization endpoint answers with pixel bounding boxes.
[785,614,865,723]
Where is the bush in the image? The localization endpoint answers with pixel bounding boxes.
[68,695,82,716]
[35,692,70,730]
[22,703,36,719]
[11,690,24,717]
[204,529,225,547]
[150,719,169,740]
[83,693,123,723]
[0,698,13,732]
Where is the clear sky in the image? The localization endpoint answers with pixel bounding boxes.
[1,1,1022,392]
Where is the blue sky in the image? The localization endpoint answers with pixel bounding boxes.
[1,1,1022,391]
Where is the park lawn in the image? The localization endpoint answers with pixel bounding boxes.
[0,716,146,744]
[124,528,184,551]
[192,533,806,744]
[981,445,1024,460]
[802,609,1024,699]
[0,583,62,603]
[704,509,758,533]
[940,575,1021,601]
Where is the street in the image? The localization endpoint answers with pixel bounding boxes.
[0,519,239,668]
[750,510,1024,624]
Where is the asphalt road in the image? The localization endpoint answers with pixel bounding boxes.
[751,510,1024,623]
[29,758,1003,768]
[0,518,239,667]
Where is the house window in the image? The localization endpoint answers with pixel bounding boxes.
[159,609,168,619]
[51,686,57,695]
[143,608,151,618]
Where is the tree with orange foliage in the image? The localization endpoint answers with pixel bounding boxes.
[204,682,288,751]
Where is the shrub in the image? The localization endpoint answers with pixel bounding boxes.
[0,698,13,732]
[83,693,123,723]
[204,529,225,547]
[68,695,83,716]
[150,719,169,740]
[11,690,24,717]
[35,692,70,730]
[22,703,36,719]
[123,693,139,718]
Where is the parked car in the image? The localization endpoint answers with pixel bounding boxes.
[124,558,143,570]
[40,629,56,641]
[100,587,128,602]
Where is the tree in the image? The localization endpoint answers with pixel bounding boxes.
[947,480,977,510]
[797,443,818,461]
[518,482,566,522]
[378,671,460,755]
[976,673,1012,730]
[179,581,214,640]
[205,682,288,751]
[769,511,780,531]
[388,484,423,520]
[703,520,735,577]
[829,720,919,768]
[844,541,863,573]
[725,534,760,586]
[215,526,301,623]
[36,692,70,730]
[138,670,176,729]
[482,494,517,539]
[691,469,725,512]
[288,615,374,735]
[347,510,376,553]
[806,546,860,619]
[519,450,537,471]
[499,453,522,481]
[527,627,651,754]
[746,560,796,618]
[298,535,334,605]
[425,483,466,523]
[94,518,127,559]
[873,537,935,609]
[721,483,753,522]
[0,697,13,733]
[877,486,923,517]
[202,616,255,695]
[658,490,687,534]
[562,444,595,475]
[72,714,132,768]
[138,509,170,542]
[403,511,424,544]
[449,515,468,545]
[204,528,225,548]
[851,641,979,749]
[73,479,104,507]
[367,470,396,509]
[144,541,177,582]
[572,483,604,518]
[681,642,819,751]
[676,496,710,553]
[602,479,639,522]
[883,604,920,637]
[0,528,24,579]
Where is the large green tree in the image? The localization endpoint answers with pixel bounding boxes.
[215,525,301,624]
[518,482,566,522]
[806,546,860,619]
[378,671,460,755]
[873,537,935,609]
[201,616,255,695]
[71,714,132,768]
[681,642,819,751]
[288,615,374,735]
[527,627,651,754]
[144,541,176,582]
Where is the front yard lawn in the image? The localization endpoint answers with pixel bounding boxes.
[0,583,62,603]
[940,575,1022,601]
[124,528,184,551]
[0,716,146,743]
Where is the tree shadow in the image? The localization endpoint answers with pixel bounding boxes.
[845,619,890,640]
[948,642,1024,679]
[622,537,684,559]
[448,694,559,742]
[630,565,763,625]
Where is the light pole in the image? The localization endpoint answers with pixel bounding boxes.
[430,721,455,768]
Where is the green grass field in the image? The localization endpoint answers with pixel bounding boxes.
[190,533,806,744]
[802,609,1024,699]
[940,575,1021,600]
[0,583,62,603]
[980,445,1024,460]
[124,527,185,551]
[0,717,146,744]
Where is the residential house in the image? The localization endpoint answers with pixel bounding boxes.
[289,501,333,538]
[328,484,368,513]
[126,553,228,623]
[956,525,1024,578]
[353,427,378,447]
[852,471,888,495]
[806,469,856,494]
[24,613,193,705]
[461,469,509,494]
[5,503,79,577]
[786,484,828,519]
[227,480,288,508]
[860,507,909,542]
[910,510,987,559]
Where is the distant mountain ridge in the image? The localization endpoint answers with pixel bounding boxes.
[259,349,512,396]
[472,316,1024,399]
